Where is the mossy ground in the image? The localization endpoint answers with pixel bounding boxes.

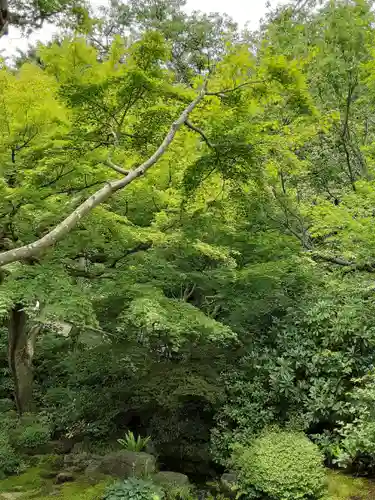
[0,466,112,499]
[327,470,375,499]
[3,466,375,499]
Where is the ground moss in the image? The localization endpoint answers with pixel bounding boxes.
[0,466,112,500]
[0,467,46,492]
[327,470,375,499]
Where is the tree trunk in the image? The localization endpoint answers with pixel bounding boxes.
[8,305,40,415]
[0,0,9,35]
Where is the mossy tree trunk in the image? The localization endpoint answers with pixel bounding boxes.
[8,305,41,415]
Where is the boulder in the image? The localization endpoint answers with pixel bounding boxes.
[1,494,24,500]
[25,439,74,456]
[63,452,100,472]
[97,451,156,478]
[0,398,14,413]
[0,492,24,500]
[153,471,190,487]
[38,454,64,471]
[84,462,109,485]
[40,470,59,479]
[220,472,238,498]
[55,471,75,484]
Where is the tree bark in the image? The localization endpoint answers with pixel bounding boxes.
[8,305,41,415]
[0,88,206,267]
[0,0,8,35]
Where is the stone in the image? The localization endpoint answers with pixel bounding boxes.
[55,471,75,484]
[37,454,64,471]
[63,452,96,472]
[97,451,156,478]
[84,462,108,485]
[25,439,73,456]
[153,471,190,486]
[39,469,58,479]
[220,472,238,498]
[71,442,87,454]
[0,494,24,500]
[0,398,14,413]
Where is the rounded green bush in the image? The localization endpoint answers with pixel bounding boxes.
[232,429,326,500]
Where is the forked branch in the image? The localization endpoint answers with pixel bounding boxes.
[0,86,206,267]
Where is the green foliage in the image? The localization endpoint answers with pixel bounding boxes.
[0,431,21,479]
[11,413,52,450]
[232,430,326,500]
[321,372,375,473]
[0,412,51,478]
[161,484,194,500]
[5,0,375,487]
[103,478,164,500]
[118,431,151,452]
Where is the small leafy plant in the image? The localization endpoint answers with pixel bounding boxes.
[117,430,151,452]
[103,477,163,500]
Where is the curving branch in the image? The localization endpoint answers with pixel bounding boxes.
[185,120,215,149]
[0,86,206,267]
[206,80,266,97]
[103,129,129,176]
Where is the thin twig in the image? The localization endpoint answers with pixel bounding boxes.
[105,129,129,176]
[185,120,215,149]
[206,80,266,97]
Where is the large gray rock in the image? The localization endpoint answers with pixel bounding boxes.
[26,439,74,456]
[0,398,14,413]
[153,471,190,486]
[55,471,75,484]
[97,451,156,478]
[220,472,238,498]
[63,452,100,472]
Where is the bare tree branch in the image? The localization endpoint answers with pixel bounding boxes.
[103,158,129,176]
[308,252,375,272]
[309,252,354,267]
[185,120,215,149]
[103,129,130,176]
[206,80,266,97]
[0,86,206,267]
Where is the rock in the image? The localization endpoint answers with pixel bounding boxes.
[1,494,24,499]
[220,472,238,498]
[37,454,64,471]
[39,469,58,479]
[0,398,14,413]
[63,452,97,472]
[84,462,108,485]
[153,471,190,486]
[71,442,88,454]
[97,451,156,478]
[1,494,24,500]
[55,471,75,484]
[24,439,73,456]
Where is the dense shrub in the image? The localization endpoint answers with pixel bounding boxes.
[232,429,326,500]
[0,432,21,479]
[103,478,164,500]
[327,373,375,473]
[212,281,375,465]
[11,413,51,450]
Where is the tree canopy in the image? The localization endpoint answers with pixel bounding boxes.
[2,1,375,498]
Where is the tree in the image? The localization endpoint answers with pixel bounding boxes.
[0,10,320,415]
[0,0,85,36]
